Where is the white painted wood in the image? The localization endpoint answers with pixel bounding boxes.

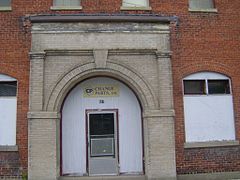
[62,77,143,175]
[184,96,235,142]
[122,0,148,7]
[0,74,17,145]
[184,72,229,80]
[0,74,16,81]
[0,97,17,145]
[183,72,235,142]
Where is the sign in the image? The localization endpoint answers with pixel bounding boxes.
[83,85,119,97]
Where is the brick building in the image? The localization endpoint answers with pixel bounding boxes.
[0,0,239,180]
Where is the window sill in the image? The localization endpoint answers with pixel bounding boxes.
[120,6,152,11]
[184,140,239,149]
[189,8,218,13]
[0,7,12,11]
[0,145,18,152]
[50,6,82,10]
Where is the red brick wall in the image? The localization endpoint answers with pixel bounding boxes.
[0,0,239,177]
[170,0,240,174]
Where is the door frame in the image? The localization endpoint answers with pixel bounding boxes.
[85,109,119,176]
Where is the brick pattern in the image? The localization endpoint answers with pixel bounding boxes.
[0,0,239,178]
[171,0,240,174]
[0,152,21,177]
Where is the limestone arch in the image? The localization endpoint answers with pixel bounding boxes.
[46,62,159,112]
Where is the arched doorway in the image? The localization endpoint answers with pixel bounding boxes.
[61,77,143,176]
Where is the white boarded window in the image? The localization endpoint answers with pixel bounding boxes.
[53,0,80,7]
[0,0,11,7]
[183,72,235,142]
[122,0,148,7]
[189,0,214,10]
[0,74,17,146]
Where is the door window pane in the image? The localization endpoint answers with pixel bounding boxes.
[208,80,230,94]
[91,138,114,156]
[184,80,206,95]
[90,113,114,136]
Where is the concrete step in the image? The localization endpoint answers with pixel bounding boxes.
[59,175,146,180]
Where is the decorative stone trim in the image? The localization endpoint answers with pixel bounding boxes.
[120,6,152,11]
[27,111,60,119]
[109,49,156,55]
[29,52,46,60]
[31,22,170,34]
[184,140,240,149]
[46,50,93,56]
[0,145,18,152]
[188,8,218,13]
[50,6,82,10]
[0,7,12,11]
[46,62,159,111]
[143,109,175,118]
[93,49,108,68]
[156,51,172,58]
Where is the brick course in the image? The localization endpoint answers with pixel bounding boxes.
[0,0,239,178]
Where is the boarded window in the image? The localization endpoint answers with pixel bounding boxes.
[0,0,11,7]
[0,82,17,96]
[183,80,206,95]
[183,72,235,143]
[0,75,17,146]
[53,0,80,6]
[122,0,148,7]
[189,0,214,9]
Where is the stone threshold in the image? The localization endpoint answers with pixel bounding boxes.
[59,175,146,180]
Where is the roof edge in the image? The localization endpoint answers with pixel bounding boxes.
[28,14,178,23]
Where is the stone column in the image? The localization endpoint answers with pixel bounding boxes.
[143,51,176,180]
[28,52,59,180]
[28,111,59,180]
[29,52,45,111]
[156,51,174,110]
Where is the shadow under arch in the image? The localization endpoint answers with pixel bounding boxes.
[45,62,159,112]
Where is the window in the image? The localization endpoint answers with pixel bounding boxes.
[0,74,17,146]
[184,80,206,95]
[189,0,217,12]
[184,79,230,95]
[121,0,151,10]
[183,72,235,143]
[51,0,82,10]
[208,80,230,94]
[0,0,11,11]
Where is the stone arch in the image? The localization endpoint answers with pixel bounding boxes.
[45,62,158,112]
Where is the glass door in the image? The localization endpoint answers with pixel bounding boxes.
[87,110,118,175]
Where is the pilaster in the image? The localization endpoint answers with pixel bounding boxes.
[29,52,46,111]
[28,111,59,180]
[156,51,174,110]
[143,109,176,180]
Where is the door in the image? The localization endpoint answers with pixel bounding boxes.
[87,110,118,176]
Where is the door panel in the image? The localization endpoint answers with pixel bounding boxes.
[88,111,118,175]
